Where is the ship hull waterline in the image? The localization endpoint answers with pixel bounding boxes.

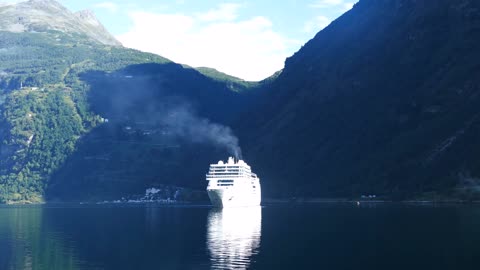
[207,189,261,208]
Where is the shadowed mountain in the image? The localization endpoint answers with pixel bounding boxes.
[240,0,480,200]
[46,63,249,201]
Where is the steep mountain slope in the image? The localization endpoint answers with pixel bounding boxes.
[240,0,480,199]
[0,1,251,203]
[0,0,121,46]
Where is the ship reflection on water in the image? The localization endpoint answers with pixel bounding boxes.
[206,207,262,269]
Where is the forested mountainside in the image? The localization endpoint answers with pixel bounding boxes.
[0,1,253,203]
[240,0,480,200]
[3,0,480,203]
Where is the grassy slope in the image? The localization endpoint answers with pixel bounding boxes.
[194,67,259,92]
[0,31,171,203]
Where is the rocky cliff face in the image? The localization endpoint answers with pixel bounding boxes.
[0,0,121,46]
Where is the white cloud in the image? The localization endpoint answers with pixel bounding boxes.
[196,3,241,22]
[117,6,292,81]
[343,2,355,11]
[303,16,331,33]
[305,1,355,34]
[310,0,356,10]
[94,2,119,13]
[309,0,344,8]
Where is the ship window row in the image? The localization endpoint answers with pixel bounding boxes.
[209,170,251,174]
[209,171,244,174]
[209,172,245,174]
[211,167,250,170]
[209,172,248,175]
[208,173,245,175]
[209,172,242,175]
[209,169,242,172]
[218,184,234,186]
[209,176,243,179]
[208,176,242,179]
[209,173,248,175]
[209,170,242,173]
[218,180,234,183]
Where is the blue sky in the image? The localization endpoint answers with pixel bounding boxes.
[7,0,358,80]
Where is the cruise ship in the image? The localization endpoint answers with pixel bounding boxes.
[206,157,261,207]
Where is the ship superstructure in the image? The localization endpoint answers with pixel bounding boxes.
[206,157,261,207]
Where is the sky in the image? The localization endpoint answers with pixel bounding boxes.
[3,0,357,81]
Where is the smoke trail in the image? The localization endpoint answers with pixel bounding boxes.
[161,105,242,159]
[87,68,243,159]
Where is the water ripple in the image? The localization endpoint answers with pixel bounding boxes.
[206,207,262,270]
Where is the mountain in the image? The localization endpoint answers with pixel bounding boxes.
[194,67,259,92]
[0,1,252,203]
[46,63,250,202]
[0,0,121,46]
[3,0,480,203]
[240,0,480,200]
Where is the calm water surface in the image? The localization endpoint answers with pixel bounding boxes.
[0,203,480,270]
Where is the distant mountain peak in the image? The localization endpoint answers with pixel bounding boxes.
[24,0,69,13]
[28,0,64,6]
[0,0,122,46]
[75,9,102,27]
[29,0,58,3]
[75,9,96,19]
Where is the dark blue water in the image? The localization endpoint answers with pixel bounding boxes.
[1,203,480,270]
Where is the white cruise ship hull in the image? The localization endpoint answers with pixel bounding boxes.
[207,188,261,208]
[206,157,261,208]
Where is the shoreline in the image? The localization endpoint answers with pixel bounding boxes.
[263,198,480,204]
[3,198,480,206]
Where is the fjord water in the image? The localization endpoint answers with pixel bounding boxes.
[1,204,480,270]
